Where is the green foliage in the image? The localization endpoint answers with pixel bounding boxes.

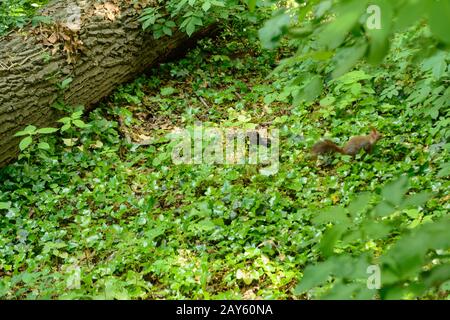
[57,77,73,91]
[0,0,49,35]
[295,176,449,299]
[57,110,90,132]
[139,0,254,38]
[258,0,450,79]
[0,7,448,300]
[14,125,58,152]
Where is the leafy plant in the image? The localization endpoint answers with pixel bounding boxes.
[139,0,247,38]
[57,110,89,133]
[0,0,49,35]
[0,7,448,300]
[295,176,449,299]
[14,125,58,152]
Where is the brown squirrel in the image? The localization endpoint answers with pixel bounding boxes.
[312,128,382,157]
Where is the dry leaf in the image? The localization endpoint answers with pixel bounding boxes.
[47,33,58,44]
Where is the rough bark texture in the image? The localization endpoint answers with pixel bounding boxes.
[0,0,216,167]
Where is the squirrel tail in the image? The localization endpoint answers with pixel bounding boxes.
[311,139,344,155]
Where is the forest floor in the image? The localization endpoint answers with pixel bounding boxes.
[0,22,449,299]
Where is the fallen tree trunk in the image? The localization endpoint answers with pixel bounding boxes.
[0,0,216,167]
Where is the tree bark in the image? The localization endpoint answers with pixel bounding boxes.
[0,0,217,167]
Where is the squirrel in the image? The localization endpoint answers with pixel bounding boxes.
[311,128,382,157]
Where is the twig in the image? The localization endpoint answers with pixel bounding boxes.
[197,95,210,109]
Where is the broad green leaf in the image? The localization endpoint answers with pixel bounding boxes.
[37,142,50,150]
[318,0,367,49]
[258,12,290,49]
[60,77,73,89]
[423,265,450,288]
[61,123,71,132]
[437,162,450,177]
[322,281,361,300]
[37,127,58,134]
[402,192,431,208]
[366,0,393,64]
[57,117,71,124]
[294,260,335,294]
[319,96,336,107]
[347,192,371,217]
[14,130,29,137]
[160,87,177,96]
[374,201,395,217]
[319,224,347,257]
[362,220,392,240]
[428,0,450,44]
[72,119,87,128]
[312,206,349,225]
[332,42,368,78]
[394,0,429,31]
[23,125,37,134]
[202,1,211,12]
[0,202,11,210]
[185,20,196,36]
[247,0,256,12]
[381,176,408,206]
[145,226,166,242]
[163,26,172,36]
[19,136,33,151]
[71,111,83,119]
[295,75,323,103]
